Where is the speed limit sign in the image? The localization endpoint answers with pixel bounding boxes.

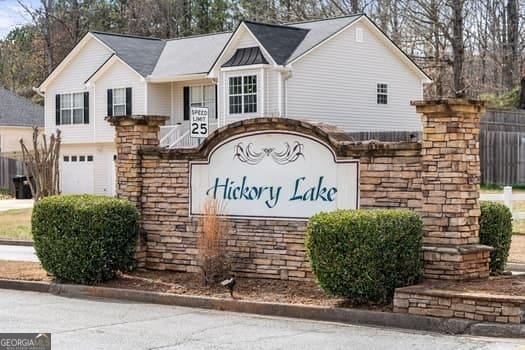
[190,107,209,138]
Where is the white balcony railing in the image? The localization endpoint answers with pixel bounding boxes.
[159,123,218,149]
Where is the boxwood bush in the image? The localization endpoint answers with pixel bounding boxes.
[305,209,423,304]
[479,201,513,273]
[32,195,139,284]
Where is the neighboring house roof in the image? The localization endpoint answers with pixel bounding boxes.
[222,47,269,67]
[0,88,44,127]
[150,32,231,80]
[90,31,166,77]
[243,21,308,65]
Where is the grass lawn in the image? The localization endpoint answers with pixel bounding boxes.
[0,208,32,241]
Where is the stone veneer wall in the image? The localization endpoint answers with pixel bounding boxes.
[394,285,525,324]
[107,99,492,282]
[137,120,421,281]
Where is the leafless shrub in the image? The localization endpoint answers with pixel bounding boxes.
[197,198,231,285]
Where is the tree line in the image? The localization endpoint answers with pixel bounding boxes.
[0,0,524,105]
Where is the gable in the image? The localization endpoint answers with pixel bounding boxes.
[209,24,275,76]
[39,34,113,91]
[288,16,430,82]
[243,21,308,65]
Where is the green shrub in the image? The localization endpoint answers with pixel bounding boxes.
[479,201,513,273]
[32,195,139,284]
[305,209,423,305]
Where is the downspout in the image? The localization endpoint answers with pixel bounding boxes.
[276,66,292,118]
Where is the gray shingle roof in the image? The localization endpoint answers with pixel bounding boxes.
[243,21,308,65]
[287,15,362,62]
[86,14,426,81]
[90,31,166,76]
[150,32,230,79]
[0,88,44,127]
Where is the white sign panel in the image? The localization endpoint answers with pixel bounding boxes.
[190,131,359,220]
[190,107,209,138]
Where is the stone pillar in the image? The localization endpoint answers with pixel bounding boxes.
[106,115,168,266]
[412,99,492,280]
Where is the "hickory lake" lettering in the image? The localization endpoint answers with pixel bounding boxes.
[206,176,337,209]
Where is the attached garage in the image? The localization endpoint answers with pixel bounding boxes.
[60,154,95,194]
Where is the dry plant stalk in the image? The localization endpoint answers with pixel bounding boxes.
[197,198,231,285]
[19,127,61,200]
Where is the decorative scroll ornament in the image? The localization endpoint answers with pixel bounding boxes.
[234,141,304,165]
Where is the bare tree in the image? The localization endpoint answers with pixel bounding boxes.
[19,128,61,200]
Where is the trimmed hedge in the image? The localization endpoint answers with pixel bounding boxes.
[305,209,423,304]
[479,201,513,273]
[32,195,139,284]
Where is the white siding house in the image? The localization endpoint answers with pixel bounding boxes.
[38,14,431,195]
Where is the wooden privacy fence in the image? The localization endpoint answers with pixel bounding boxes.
[0,156,24,192]
[480,109,525,185]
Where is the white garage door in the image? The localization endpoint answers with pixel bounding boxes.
[61,154,95,194]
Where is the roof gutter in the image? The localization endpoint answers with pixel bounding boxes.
[145,73,209,83]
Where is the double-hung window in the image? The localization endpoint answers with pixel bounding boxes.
[183,85,217,121]
[229,75,257,114]
[113,88,127,116]
[107,87,132,117]
[377,83,388,105]
[58,92,85,125]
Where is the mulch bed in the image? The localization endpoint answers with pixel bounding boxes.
[0,261,51,281]
[0,261,389,310]
[101,270,357,308]
[2,260,524,308]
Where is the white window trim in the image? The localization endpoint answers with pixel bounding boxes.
[227,72,259,116]
[59,91,85,125]
[220,64,269,72]
[112,87,127,116]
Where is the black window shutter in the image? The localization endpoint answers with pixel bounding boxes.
[83,92,89,124]
[183,86,190,121]
[214,85,218,119]
[55,94,61,125]
[107,89,113,117]
[125,87,132,115]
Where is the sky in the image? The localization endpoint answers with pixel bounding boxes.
[0,0,40,38]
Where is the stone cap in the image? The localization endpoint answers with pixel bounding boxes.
[396,283,525,303]
[422,244,494,254]
[411,99,486,115]
[105,115,169,127]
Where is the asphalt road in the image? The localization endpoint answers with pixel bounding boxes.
[0,289,523,350]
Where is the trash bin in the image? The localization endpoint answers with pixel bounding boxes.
[12,175,32,199]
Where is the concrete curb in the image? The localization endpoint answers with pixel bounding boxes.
[0,239,33,247]
[0,278,523,338]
